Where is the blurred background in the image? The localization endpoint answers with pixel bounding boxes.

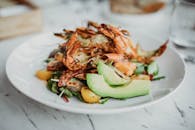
[0,0,174,40]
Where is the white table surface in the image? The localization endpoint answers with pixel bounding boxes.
[0,0,195,130]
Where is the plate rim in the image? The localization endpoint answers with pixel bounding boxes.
[5,33,186,114]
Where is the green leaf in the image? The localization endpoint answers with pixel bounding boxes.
[72,91,83,102]
[100,98,109,104]
[47,79,53,90]
[59,87,73,97]
[152,76,165,81]
[52,71,62,78]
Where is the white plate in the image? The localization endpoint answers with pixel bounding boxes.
[6,32,185,114]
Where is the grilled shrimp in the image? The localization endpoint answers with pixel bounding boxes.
[58,70,84,87]
[104,53,124,62]
[88,21,137,56]
[114,61,137,76]
[63,41,87,71]
[135,40,168,63]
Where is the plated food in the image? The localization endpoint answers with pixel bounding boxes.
[36,21,167,104]
[6,26,185,113]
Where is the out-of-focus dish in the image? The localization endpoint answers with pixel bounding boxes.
[110,0,165,14]
[105,0,170,27]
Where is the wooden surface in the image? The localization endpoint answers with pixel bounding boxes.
[0,1,42,40]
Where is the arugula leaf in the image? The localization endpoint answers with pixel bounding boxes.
[72,91,83,102]
[100,98,109,104]
[44,58,54,63]
[52,71,62,78]
[152,76,165,81]
[51,82,58,93]
[47,79,53,90]
[59,87,73,97]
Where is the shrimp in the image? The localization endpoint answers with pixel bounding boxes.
[76,27,96,38]
[63,41,87,71]
[113,35,137,56]
[88,21,100,29]
[60,32,87,71]
[54,29,74,40]
[103,24,136,56]
[136,40,168,63]
[88,21,136,56]
[62,33,78,49]
[104,53,124,62]
[114,61,136,76]
[58,70,84,87]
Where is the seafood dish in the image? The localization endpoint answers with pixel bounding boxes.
[36,21,167,104]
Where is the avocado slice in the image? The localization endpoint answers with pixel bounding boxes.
[97,61,129,86]
[87,74,150,99]
[147,61,159,76]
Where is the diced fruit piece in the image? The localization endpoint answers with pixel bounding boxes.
[87,74,150,99]
[114,61,136,76]
[36,70,52,80]
[147,61,159,76]
[97,61,129,86]
[81,87,101,103]
[44,58,54,63]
